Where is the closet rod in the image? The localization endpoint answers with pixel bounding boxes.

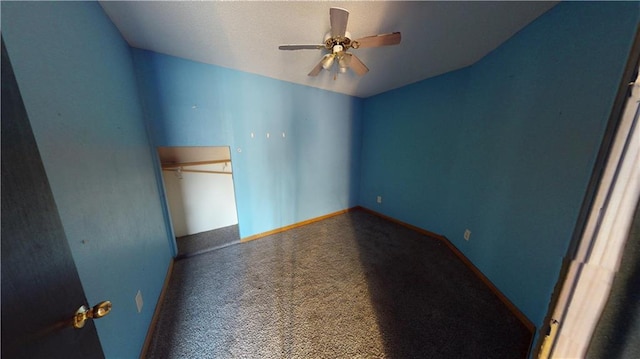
[162,168,232,175]
[161,159,230,169]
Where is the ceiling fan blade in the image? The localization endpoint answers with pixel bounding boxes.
[345,53,369,76]
[307,59,324,77]
[353,32,401,49]
[330,7,349,38]
[279,44,325,50]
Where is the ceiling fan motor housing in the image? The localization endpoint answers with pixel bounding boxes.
[324,31,352,51]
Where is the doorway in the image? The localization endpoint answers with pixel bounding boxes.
[157,146,240,257]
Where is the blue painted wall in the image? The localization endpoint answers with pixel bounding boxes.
[360,0,639,334]
[133,50,363,238]
[2,2,173,358]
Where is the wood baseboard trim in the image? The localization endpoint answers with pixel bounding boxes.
[356,206,536,336]
[355,206,447,241]
[438,235,536,334]
[240,207,357,243]
[139,259,174,359]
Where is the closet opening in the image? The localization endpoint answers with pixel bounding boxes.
[157,146,240,257]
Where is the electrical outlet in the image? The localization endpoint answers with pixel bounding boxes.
[135,290,144,313]
[464,229,471,241]
[376,196,382,204]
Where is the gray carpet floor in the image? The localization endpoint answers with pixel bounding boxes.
[176,224,240,259]
[147,210,531,358]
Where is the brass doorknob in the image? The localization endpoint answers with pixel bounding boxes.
[72,301,112,329]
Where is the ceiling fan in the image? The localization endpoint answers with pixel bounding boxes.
[278,7,401,77]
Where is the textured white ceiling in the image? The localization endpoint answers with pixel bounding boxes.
[99,1,558,98]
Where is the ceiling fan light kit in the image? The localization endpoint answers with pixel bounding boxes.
[278,7,401,78]
[321,54,334,70]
